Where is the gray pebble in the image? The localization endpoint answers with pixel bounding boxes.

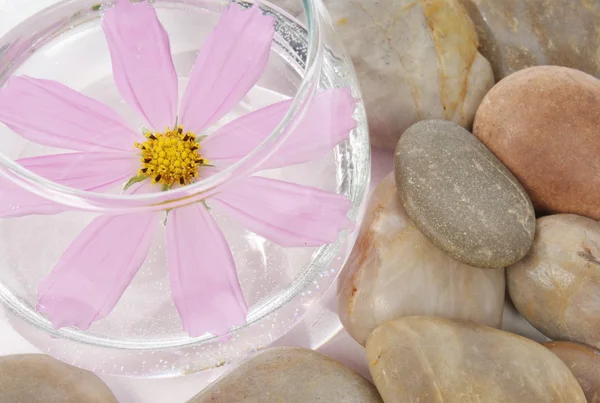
[394,119,535,268]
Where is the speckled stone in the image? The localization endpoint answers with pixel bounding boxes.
[0,354,117,403]
[394,119,535,269]
[545,341,600,403]
[507,214,600,349]
[186,347,383,403]
[321,0,495,150]
[460,0,600,80]
[338,173,505,345]
[367,316,587,402]
[473,66,600,220]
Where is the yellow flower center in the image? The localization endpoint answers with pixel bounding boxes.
[135,126,208,187]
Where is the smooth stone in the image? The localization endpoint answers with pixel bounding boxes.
[338,173,505,345]
[187,347,383,403]
[273,0,303,16]
[461,0,600,80]
[394,119,535,269]
[545,341,600,403]
[323,0,494,150]
[0,354,117,403]
[473,66,600,219]
[367,316,586,402]
[507,214,600,348]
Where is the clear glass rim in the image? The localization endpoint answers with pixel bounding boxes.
[0,0,324,214]
[0,0,342,352]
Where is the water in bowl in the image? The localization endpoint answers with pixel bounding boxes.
[0,0,369,376]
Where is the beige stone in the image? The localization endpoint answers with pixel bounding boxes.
[0,354,117,403]
[338,173,505,345]
[367,316,586,403]
[323,0,494,150]
[461,0,600,80]
[507,214,600,349]
[545,341,600,403]
[473,66,600,219]
[187,347,382,403]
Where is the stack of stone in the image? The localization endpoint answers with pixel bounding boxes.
[333,0,600,401]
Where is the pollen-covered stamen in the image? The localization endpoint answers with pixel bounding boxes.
[135,126,208,187]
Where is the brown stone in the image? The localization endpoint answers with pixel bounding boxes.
[367,316,586,402]
[461,0,600,80]
[473,66,600,220]
[545,341,600,403]
[0,354,117,403]
[507,214,600,349]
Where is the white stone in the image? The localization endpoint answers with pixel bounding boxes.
[324,0,494,149]
[338,173,505,345]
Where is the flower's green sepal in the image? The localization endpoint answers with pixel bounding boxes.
[123,174,149,191]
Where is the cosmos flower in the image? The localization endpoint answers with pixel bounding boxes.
[0,0,356,336]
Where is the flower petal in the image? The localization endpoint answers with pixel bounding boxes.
[201,88,357,170]
[0,152,139,218]
[0,76,142,152]
[37,212,158,330]
[166,203,247,337]
[102,0,178,130]
[212,176,352,247]
[179,5,275,133]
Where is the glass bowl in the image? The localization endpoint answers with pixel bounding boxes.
[0,0,369,376]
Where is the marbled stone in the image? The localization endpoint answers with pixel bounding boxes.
[367,316,586,402]
[338,173,505,345]
[323,0,494,150]
[394,119,535,269]
[507,214,600,349]
[545,341,600,403]
[461,0,600,80]
[187,347,382,403]
[0,354,117,403]
[473,66,600,219]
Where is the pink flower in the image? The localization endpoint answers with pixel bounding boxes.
[0,1,356,337]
